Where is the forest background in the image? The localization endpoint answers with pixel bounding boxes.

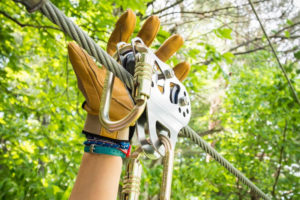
[0,0,299,199]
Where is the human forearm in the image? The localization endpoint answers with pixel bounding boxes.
[70,153,122,200]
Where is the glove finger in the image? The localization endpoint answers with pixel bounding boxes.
[173,61,190,82]
[137,15,160,47]
[107,9,136,56]
[68,42,134,118]
[155,34,184,62]
[68,42,104,115]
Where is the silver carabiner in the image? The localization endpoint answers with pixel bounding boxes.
[121,148,143,200]
[99,44,154,132]
[160,135,174,200]
[99,70,146,132]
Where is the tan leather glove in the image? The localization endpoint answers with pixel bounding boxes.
[68,9,190,142]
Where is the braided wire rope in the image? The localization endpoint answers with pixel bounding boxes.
[180,127,271,200]
[40,1,134,90]
[15,1,271,199]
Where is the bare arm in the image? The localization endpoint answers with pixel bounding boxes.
[70,153,122,200]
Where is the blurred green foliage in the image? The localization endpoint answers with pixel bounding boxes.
[0,0,299,200]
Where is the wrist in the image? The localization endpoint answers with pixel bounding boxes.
[82,114,132,158]
[84,145,130,158]
[83,113,130,142]
[83,132,132,158]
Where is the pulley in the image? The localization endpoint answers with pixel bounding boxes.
[99,37,191,158]
[99,37,191,199]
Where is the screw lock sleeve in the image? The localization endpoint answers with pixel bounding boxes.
[133,53,154,104]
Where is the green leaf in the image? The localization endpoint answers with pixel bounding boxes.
[213,64,222,79]
[215,28,232,39]
[222,52,235,64]
[189,49,201,59]
[294,51,300,59]
[284,30,290,38]
[199,65,207,72]
[157,29,171,44]
[286,19,293,25]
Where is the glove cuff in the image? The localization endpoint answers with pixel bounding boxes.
[83,114,130,142]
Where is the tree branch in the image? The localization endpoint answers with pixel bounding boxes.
[198,128,224,136]
[143,0,184,19]
[248,0,300,106]
[271,120,287,198]
[0,10,61,31]
[233,45,268,55]
[157,0,268,18]
[229,21,300,52]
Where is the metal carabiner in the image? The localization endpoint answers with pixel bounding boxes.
[120,137,174,200]
[99,47,154,132]
[99,70,146,132]
[121,148,143,200]
[160,135,174,200]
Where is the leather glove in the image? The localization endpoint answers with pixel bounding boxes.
[68,9,190,142]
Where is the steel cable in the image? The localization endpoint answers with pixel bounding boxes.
[14,1,271,199]
[180,126,271,200]
[40,1,134,90]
